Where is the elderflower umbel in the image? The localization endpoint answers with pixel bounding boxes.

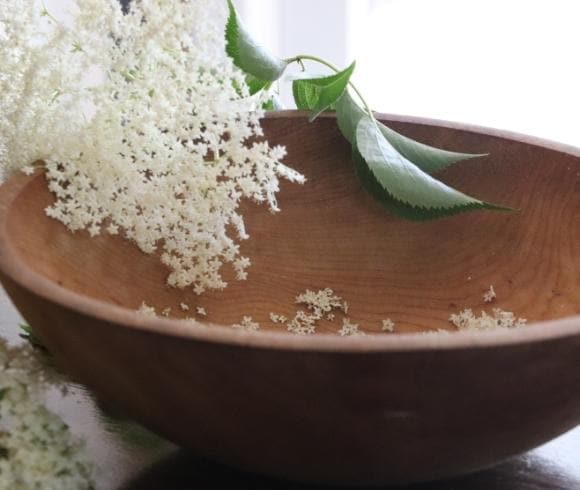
[0,339,94,489]
[0,0,304,294]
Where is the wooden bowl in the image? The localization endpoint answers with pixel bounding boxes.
[0,112,579,485]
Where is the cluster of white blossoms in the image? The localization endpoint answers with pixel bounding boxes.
[0,0,303,293]
[0,339,94,489]
[266,289,352,336]
[232,316,260,332]
[449,308,527,332]
[288,288,347,335]
[338,318,365,337]
[0,1,88,179]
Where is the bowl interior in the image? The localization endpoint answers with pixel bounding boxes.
[7,115,580,334]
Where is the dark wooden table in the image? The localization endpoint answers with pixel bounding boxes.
[2,291,579,489]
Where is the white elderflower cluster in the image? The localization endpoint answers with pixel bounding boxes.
[232,316,260,332]
[0,0,92,180]
[285,288,347,335]
[450,308,527,332]
[0,339,94,489]
[338,318,365,337]
[287,310,318,336]
[137,301,157,318]
[267,289,364,336]
[295,288,345,318]
[0,0,303,294]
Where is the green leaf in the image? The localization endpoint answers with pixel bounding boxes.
[379,123,488,174]
[352,148,487,220]
[262,99,275,111]
[354,116,505,220]
[293,80,319,111]
[19,323,48,353]
[292,61,356,122]
[352,147,417,220]
[336,90,365,144]
[246,75,270,96]
[337,91,486,174]
[262,95,285,111]
[226,0,288,82]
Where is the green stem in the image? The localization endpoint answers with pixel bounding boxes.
[41,0,60,24]
[285,54,375,120]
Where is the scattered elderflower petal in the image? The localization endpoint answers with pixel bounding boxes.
[21,165,35,176]
[295,288,344,318]
[382,318,395,332]
[483,285,497,303]
[286,288,351,335]
[338,318,365,337]
[232,316,260,332]
[161,308,172,318]
[287,314,316,336]
[196,307,207,317]
[88,224,101,237]
[269,313,287,324]
[137,302,157,318]
[180,303,190,312]
[449,308,526,332]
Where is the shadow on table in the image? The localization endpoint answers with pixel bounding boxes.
[121,450,580,490]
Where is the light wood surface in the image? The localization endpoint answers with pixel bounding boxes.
[0,112,578,484]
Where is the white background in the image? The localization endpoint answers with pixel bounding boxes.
[237,0,580,146]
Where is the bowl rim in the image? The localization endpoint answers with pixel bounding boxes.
[0,110,579,354]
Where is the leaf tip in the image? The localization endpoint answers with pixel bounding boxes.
[469,152,491,160]
[483,202,519,213]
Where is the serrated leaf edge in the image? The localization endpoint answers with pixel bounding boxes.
[353,117,511,219]
[352,147,507,221]
[337,91,488,174]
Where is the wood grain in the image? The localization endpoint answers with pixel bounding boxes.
[0,112,579,485]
